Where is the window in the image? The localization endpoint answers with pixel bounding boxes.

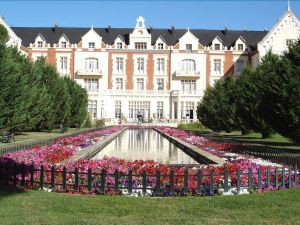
[60,57,68,72]
[135,42,147,49]
[136,78,144,90]
[137,58,145,73]
[85,58,98,71]
[116,78,123,90]
[88,42,95,49]
[181,80,196,92]
[157,102,164,119]
[116,57,124,73]
[128,101,150,119]
[286,39,295,46]
[84,79,99,92]
[236,60,244,75]
[61,42,67,48]
[214,44,220,50]
[186,44,192,52]
[180,102,194,119]
[157,78,164,90]
[100,100,104,118]
[115,101,122,118]
[157,58,165,74]
[213,59,221,74]
[37,41,43,48]
[157,43,164,50]
[178,59,196,75]
[237,44,244,51]
[88,100,97,117]
[117,42,123,49]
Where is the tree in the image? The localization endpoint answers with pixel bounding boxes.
[258,45,300,142]
[0,24,8,44]
[63,77,88,127]
[197,76,239,132]
[234,65,273,138]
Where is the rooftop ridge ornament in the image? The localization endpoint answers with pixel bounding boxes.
[288,0,291,12]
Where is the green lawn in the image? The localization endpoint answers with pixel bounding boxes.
[0,188,299,225]
[179,124,300,150]
[0,128,92,148]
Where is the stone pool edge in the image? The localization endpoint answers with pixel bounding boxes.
[154,128,226,166]
[65,127,127,162]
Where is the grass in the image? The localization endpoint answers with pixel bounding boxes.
[0,188,299,225]
[177,122,205,131]
[180,125,300,150]
[0,128,92,148]
[204,131,300,150]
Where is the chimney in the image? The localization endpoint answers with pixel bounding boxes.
[223,26,228,35]
[52,23,59,32]
[171,26,175,35]
[149,26,153,33]
[107,25,111,34]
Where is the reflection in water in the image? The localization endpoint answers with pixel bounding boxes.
[92,129,198,165]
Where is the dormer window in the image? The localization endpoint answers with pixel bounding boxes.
[89,42,95,49]
[61,41,67,48]
[186,44,192,52]
[238,44,244,51]
[135,42,147,49]
[158,43,164,50]
[117,42,123,49]
[214,44,220,50]
[37,41,43,48]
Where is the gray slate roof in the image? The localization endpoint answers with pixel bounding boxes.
[11,26,268,51]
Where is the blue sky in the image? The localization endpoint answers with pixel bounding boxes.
[0,1,299,31]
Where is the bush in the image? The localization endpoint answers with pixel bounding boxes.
[95,119,105,128]
[83,114,93,128]
[177,122,204,130]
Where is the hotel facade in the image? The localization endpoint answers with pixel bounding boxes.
[1,9,300,123]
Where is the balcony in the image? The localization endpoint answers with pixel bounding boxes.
[77,69,102,76]
[174,70,200,79]
[171,90,202,96]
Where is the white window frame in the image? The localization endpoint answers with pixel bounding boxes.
[157,78,164,90]
[60,56,68,73]
[157,58,165,74]
[84,79,99,93]
[61,41,67,48]
[136,78,145,90]
[117,42,123,49]
[88,42,95,49]
[186,44,192,52]
[157,43,164,50]
[116,57,124,73]
[37,41,43,48]
[116,78,124,90]
[85,58,99,72]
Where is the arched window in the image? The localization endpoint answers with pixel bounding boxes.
[85,58,98,71]
[178,59,196,74]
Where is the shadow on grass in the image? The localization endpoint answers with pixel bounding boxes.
[189,130,300,150]
[0,186,26,199]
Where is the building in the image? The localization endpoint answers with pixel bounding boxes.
[1,7,300,123]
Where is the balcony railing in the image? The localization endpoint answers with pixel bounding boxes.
[104,89,171,96]
[77,69,102,76]
[174,70,200,78]
[171,90,202,96]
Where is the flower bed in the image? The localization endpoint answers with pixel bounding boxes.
[0,125,299,196]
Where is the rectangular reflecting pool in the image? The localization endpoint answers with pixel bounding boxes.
[92,128,198,165]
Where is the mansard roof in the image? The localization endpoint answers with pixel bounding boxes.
[11,26,268,51]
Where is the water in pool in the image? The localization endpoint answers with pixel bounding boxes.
[92,128,198,165]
